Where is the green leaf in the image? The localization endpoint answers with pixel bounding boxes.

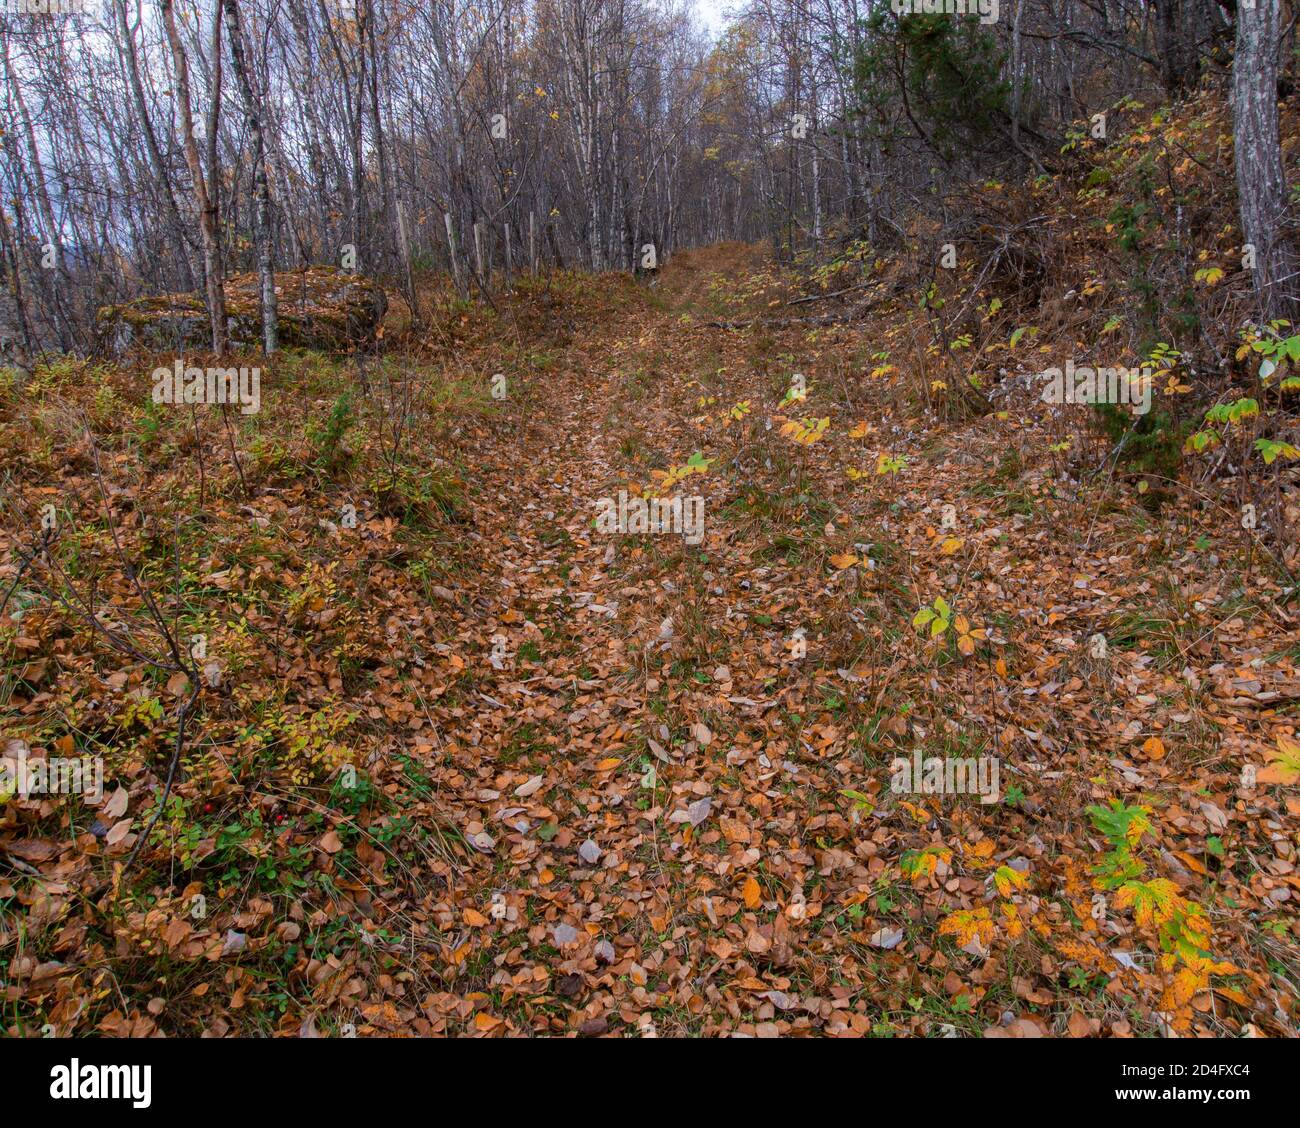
[1255,437,1300,464]
[1086,799,1152,848]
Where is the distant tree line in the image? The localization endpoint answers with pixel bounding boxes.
[0,0,1293,356]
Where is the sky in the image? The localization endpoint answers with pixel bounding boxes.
[694,0,729,37]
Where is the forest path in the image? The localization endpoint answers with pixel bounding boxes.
[402,240,1296,1038]
[415,243,818,1032]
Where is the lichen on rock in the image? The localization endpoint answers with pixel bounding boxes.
[95,267,387,354]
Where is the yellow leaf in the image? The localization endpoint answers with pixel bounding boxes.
[1116,878,1181,929]
[594,758,621,772]
[965,840,997,869]
[1142,735,1166,761]
[1171,850,1207,875]
[742,876,761,909]
[900,802,933,827]
[993,864,1029,897]
[1170,966,1202,1007]
[1258,735,1300,785]
[938,907,994,947]
[1001,902,1025,938]
[829,552,859,570]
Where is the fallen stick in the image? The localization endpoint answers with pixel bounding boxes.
[782,278,886,307]
[707,284,904,330]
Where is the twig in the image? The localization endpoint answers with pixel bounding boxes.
[783,278,886,307]
[708,283,904,330]
[124,679,201,870]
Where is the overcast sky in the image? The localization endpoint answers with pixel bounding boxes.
[694,0,729,36]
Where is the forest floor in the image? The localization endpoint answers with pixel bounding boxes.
[2,236,1300,1038]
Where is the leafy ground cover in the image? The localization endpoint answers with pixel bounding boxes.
[3,97,1299,1038]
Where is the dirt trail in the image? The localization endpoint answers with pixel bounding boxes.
[399,240,1300,1038]
[413,250,780,1021]
[5,243,1296,1039]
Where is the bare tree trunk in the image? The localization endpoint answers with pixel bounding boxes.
[161,0,227,355]
[1,35,77,350]
[115,0,196,289]
[1155,0,1195,95]
[222,0,278,354]
[0,203,36,378]
[1010,0,1025,144]
[1234,0,1299,323]
[444,212,466,298]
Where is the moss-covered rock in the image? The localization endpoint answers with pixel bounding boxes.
[96,267,387,353]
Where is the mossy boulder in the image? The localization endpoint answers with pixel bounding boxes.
[96,267,387,353]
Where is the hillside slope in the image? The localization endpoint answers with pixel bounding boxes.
[2,92,1299,1039]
